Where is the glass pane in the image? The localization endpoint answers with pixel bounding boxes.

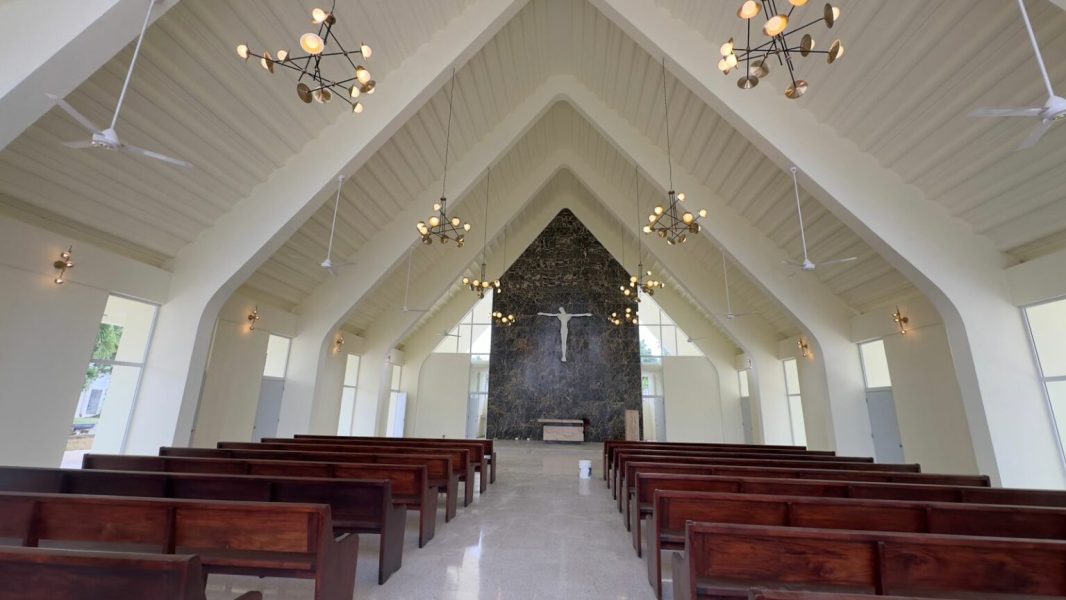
[471,354,490,367]
[789,395,807,446]
[457,324,472,354]
[390,365,403,390]
[471,324,492,354]
[263,334,291,378]
[337,387,357,435]
[783,359,801,395]
[1048,380,1066,457]
[661,325,678,357]
[434,328,460,353]
[103,296,157,364]
[859,339,892,388]
[343,354,360,387]
[471,290,494,324]
[64,364,142,466]
[639,325,662,357]
[738,369,750,398]
[640,296,663,326]
[675,330,704,357]
[1027,299,1066,378]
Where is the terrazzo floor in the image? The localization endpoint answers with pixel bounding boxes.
[206,440,657,600]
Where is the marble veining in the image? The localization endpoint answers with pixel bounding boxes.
[487,209,641,442]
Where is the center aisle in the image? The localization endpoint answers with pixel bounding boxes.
[207,440,653,600]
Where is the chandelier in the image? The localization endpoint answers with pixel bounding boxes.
[609,306,639,327]
[623,166,664,301]
[645,59,707,245]
[236,2,376,114]
[418,67,470,245]
[493,311,516,327]
[718,1,843,100]
[461,168,501,298]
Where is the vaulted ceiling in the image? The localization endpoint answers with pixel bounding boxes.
[2,0,1064,347]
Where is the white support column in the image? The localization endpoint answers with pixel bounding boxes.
[125,0,527,453]
[594,0,1064,487]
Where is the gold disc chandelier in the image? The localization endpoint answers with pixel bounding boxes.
[417,67,470,246]
[461,168,501,298]
[719,1,843,99]
[609,306,639,327]
[493,311,516,327]
[236,2,376,114]
[623,166,664,301]
[644,59,707,245]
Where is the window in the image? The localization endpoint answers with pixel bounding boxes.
[738,369,751,398]
[64,295,158,467]
[783,358,807,446]
[1024,298,1066,464]
[337,354,361,435]
[262,334,291,378]
[638,294,704,364]
[385,363,405,437]
[859,339,892,389]
[434,290,494,354]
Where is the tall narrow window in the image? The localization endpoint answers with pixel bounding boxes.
[738,369,751,398]
[262,334,291,379]
[337,354,361,435]
[64,295,158,466]
[1024,298,1066,465]
[783,358,807,446]
[386,364,405,437]
[859,339,892,389]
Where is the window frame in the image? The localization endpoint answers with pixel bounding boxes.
[782,358,806,446]
[857,338,893,392]
[1021,297,1066,469]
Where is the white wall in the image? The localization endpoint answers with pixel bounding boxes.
[0,215,169,466]
[662,356,723,443]
[190,320,267,447]
[409,353,470,438]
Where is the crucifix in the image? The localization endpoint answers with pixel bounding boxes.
[537,307,592,363]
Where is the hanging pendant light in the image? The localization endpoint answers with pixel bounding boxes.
[492,221,515,326]
[644,59,707,245]
[417,66,470,246]
[622,166,664,301]
[462,168,501,298]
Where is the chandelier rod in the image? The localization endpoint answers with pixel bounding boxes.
[790,166,810,264]
[634,164,642,270]
[481,167,490,276]
[404,245,415,309]
[111,0,156,131]
[326,175,344,262]
[441,66,457,199]
[1017,0,1055,99]
[660,58,674,191]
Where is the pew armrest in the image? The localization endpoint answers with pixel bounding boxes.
[671,551,691,600]
[318,532,358,600]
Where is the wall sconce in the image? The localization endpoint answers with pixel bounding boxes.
[892,306,909,335]
[247,305,261,331]
[334,334,345,353]
[797,337,810,358]
[53,246,74,284]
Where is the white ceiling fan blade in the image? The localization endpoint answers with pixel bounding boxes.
[62,140,96,149]
[969,107,1043,118]
[47,94,103,134]
[782,259,806,268]
[121,143,193,169]
[403,308,431,313]
[1018,120,1055,150]
[818,256,859,267]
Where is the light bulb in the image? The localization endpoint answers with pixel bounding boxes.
[429,216,440,227]
[300,33,325,55]
[54,277,63,284]
[433,203,442,211]
[718,58,732,73]
[450,217,461,227]
[832,6,841,20]
[276,50,289,61]
[311,8,329,23]
[682,212,694,224]
[361,43,373,58]
[789,0,808,5]
[738,0,761,19]
[654,206,664,215]
[725,54,738,69]
[356,66,371,84]
[643,225,652,233]
[763,14,789,37]
[352,102,364,114]
[464,223,472,231]
[350,85,360,98]
[720,38,734,56]
[698,209,708,218]
[236,44,249,60]
[677,192,686,201]
[363,81,376,94]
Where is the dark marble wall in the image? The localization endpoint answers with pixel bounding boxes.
[487,209,641,441]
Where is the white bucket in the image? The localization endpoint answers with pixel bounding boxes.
[578,459,592,479]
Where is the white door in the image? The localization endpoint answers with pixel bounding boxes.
[866,389,904,463]
[387,392,408,437]
[252,378,285,441]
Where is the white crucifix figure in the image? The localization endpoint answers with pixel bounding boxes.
[537,306,593,363]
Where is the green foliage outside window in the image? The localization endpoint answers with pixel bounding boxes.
[83,324,124,390]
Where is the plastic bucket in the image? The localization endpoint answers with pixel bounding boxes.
[578,459,592,479]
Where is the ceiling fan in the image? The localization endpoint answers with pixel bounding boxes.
[715,252,753,320]
[402,246,430,313]
[970,0,1065,150]
[783,166,856,272]
[319,175,355,276]
[47,0,192,169]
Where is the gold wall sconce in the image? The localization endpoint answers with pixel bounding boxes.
[892,306,909,335]
[247,306,261,331]
[334,333,345,353]
[797,337,811,358]
[53,246,73,284]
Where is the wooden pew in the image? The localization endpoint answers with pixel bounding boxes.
[0,466,405,585]
[0,492,358,600]
[162,446,460,521]
[603,441,822,481]
[631,471,1066,571]
[647,490,1066,598]
[0,547,263,600]
[749,591,939,600]
[672,522,1066,599]
[295,434,498,486]
[621,462,989,533]
[84,453,438,548]
[613,451,917,500]
[219,440,477,508]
